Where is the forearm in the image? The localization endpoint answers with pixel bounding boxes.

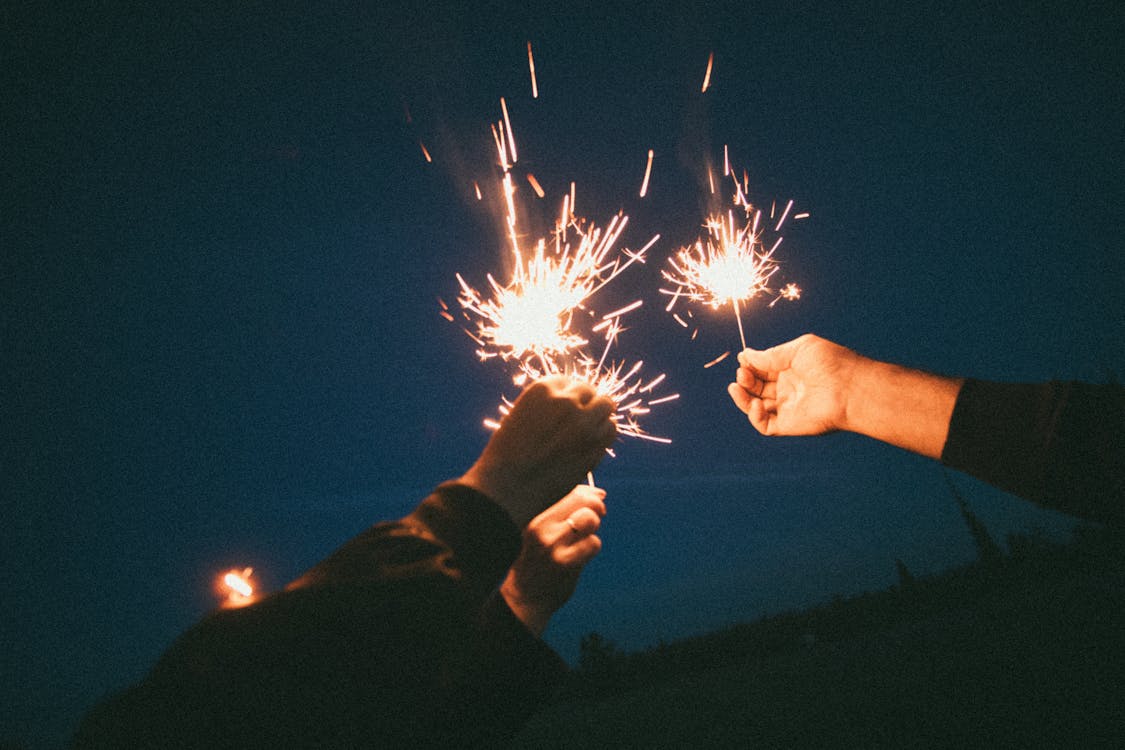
[842,356,964,460]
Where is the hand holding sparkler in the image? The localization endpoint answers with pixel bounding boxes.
[728,333,961,460]
[501,483,607,636]
[460,376,616,527]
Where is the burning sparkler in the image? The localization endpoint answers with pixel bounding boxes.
[453,102,676,444]
[661,152,803,350]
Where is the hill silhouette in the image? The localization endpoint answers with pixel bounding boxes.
[514,522,1125,748]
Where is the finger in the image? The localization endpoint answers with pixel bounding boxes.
[738,368,778,401]
[567,506,603,534]
[748,398,779,436]
[596,416,617,448]
[570,380,597,406]
[585,393,615,422]
[727,382,754,415]
[554,534,602,567]
[544,485,607,520]
[739,338,800,374]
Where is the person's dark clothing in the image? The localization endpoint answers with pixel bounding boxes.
[942,379,1125,525]
[71,482,565,749]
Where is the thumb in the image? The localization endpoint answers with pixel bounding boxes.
[738,337,802,373]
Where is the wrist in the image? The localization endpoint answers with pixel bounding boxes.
[500,580,550,636]
[459,462,537,528]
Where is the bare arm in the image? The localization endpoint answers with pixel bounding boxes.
[728,333,963,460]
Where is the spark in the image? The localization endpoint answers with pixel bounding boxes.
[794,212,810,220]
[527,173,546,198]
[701,51,715,93]
[661,209,780,348]
[453,105,674,445]
[474,181,482,200]
[775,198,794,231]
[456,212,650,364]
[704,351,730,368]
[419,141,432,163]
[770,282,802,307]
[527,41,539,98]
[500,97,518,164]
[639,149,654,197]
[661,155,804,348]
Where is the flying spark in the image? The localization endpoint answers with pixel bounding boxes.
[639,149,654,197]
[527,173,546,198]
[527,41,539,98]
[701,51,714,92]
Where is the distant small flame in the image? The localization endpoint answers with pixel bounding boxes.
[219,567,256,607]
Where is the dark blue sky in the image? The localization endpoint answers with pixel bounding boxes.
[5,2,1124,746]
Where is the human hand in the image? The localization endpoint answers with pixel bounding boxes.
[460,377,616,527]
[500,484,607,636]
[727,333,862,436]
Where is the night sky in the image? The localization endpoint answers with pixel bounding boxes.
[5,2,1124,747]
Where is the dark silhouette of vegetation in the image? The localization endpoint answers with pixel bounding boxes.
[895,557,915,589]
[516,522,1125,748]
[946,470,1004,565]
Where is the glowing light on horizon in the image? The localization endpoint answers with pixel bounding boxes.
[218,567,256,607]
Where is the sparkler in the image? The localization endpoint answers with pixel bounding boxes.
[661,152,803,351]
[453,102,676,445]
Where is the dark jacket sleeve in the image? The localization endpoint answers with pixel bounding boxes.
[941,379,1125,525]
[72,482,566,749]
